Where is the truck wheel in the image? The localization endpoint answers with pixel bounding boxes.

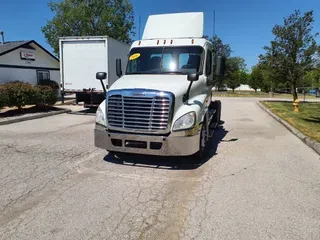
[194,122,207,161]
[107,150,115,156]
[211,100,221,126]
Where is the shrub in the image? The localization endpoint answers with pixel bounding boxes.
[34,85,58,107]
[4,81,35,110]
[38,79,59,91]
[0,85,8,110]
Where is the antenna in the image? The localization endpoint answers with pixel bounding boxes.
[212,10,216,37]
[0,31,4,44]
[138,16,141,39]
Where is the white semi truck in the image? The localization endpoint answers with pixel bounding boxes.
[94,12,225,159]
[59,36,129,108]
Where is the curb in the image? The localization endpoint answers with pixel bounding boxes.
[257,102,320,155]
[0,108,72,126]
[54,99,76,106]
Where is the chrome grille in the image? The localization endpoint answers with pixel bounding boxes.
[107,90,173,133]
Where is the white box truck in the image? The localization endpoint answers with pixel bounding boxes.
[59,36,130,108]
[94,12,225,160]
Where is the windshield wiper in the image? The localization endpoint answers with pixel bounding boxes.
[161,71,185,75]
[126,72,144,74]
[127,71,159,75]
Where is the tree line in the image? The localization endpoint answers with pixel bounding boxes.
[41,1,320,100]
[207,10,320,100]
[249,10,320,100]
[204,35,248,92]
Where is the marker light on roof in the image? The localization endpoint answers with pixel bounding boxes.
[192,39,194,44]
[164,40,166,44]
[170,40,173,44]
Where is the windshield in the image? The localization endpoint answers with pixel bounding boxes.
[126,46,204,75]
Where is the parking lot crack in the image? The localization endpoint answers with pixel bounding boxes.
[220,163,257,179]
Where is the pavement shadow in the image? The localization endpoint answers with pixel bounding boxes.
[103,123,232,170]
[303,117,320,123]
[67,108,97,116]
[0,106,61,118]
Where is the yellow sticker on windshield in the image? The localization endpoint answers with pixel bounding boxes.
[129,53,140,60]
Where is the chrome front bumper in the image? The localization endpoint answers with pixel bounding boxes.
[94,125,200,156]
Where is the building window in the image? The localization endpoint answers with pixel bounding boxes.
[37,70,50,83]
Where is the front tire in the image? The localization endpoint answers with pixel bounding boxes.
[210,100,221,128]
[194,122,208,161]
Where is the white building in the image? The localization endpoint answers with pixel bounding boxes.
[231,84,261,92]
[0,40,60,86]
[212,84,261,92]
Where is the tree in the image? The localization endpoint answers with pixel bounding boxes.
[259,10,320,100]
[226,57,246,73]
[224,57,247,91]
[249,65,264,92]
[226,70,241,92]
[206,35,232,58]
[239,70,249,84]
[203,35,232,89]
[256,62,286,93]
[42,0,135,56]
[305,68,320,88]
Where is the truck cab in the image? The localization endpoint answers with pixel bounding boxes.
[94,12,225,159]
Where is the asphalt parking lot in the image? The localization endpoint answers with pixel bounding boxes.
[0,98,319,240]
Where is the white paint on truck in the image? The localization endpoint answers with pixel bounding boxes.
[142,12,204,40]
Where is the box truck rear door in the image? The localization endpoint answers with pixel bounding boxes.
[62,40,107,92]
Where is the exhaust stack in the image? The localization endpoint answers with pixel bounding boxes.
[0,31,4,44]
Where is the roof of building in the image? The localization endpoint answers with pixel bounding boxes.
[0,40,59,62]
[0,41,29,54]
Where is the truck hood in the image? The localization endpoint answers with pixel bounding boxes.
[109,75,191,96]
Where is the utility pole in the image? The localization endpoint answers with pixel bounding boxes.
[270,43,275,97]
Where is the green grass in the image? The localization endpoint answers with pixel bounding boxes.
[213,91,316,99]
[261,101,320,142]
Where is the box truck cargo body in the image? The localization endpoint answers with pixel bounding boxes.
[59,36,129,108]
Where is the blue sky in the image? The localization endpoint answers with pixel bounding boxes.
[0,0,319,70]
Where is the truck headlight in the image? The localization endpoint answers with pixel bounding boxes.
[173,112,196,131]
[95,106,106,126]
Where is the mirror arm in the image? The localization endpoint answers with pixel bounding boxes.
[99,80,107,95]
[183,81,193,102]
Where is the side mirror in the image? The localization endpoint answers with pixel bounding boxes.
[96,72,107,80]
[187,73,199,81]
[96,72,107,94]
[116,59,122,77]
[183,73,199,102]
[215,56,226,77]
